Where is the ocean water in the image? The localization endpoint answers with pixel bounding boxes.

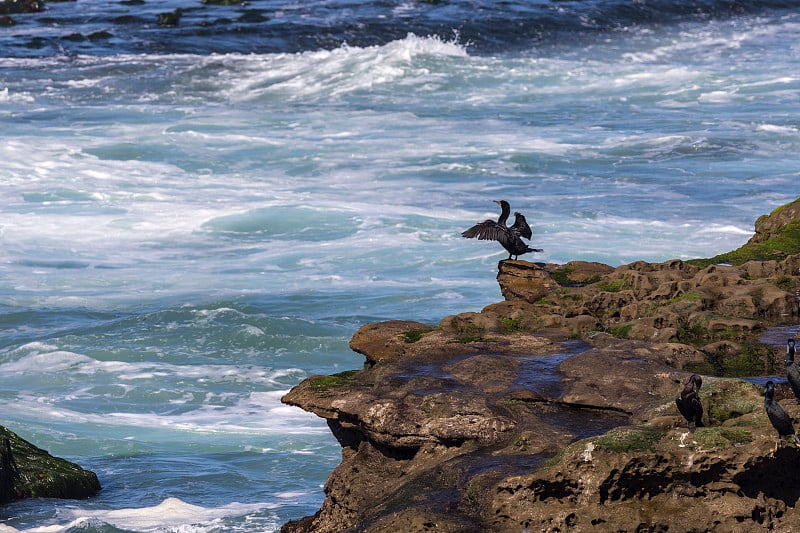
[1,0,799,530]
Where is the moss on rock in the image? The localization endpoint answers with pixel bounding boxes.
[691,426,753,448]
[689,198,800,267]
[308,370,360,392]
[0,425,100,503]
[592,425,662,453]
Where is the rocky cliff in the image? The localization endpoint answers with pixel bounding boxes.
[281,198,800,532]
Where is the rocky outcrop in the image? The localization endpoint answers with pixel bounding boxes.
[283,316,800,532]
[0,425,100,503]
[493,254,800,353]
[281,198,800,532]
[489,400,800,532]
[701,197,800,266]
[0,0,41,15]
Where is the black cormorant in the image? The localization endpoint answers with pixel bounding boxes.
[786,338,800,403]
[675,374,704,432]
[764,380,800,445]
[461,200,542,260]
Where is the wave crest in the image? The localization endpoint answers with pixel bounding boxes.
[223,33,468,102]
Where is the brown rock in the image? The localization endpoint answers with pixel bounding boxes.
[282,205,800,532]
[751,199,800,242]
[557,260,616,283]
[349,320,431,365]
[496,259,559,302]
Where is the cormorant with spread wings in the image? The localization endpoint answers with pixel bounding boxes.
[462,200,542,260]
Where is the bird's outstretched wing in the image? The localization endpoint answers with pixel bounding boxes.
[510,212,532,240]
[461,221,507,242]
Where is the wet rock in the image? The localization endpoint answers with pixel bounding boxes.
[157,8,182,27]
[281,321,699,531]
[0,0,40,15]
[88,30,113,41]
[0,425,100,503]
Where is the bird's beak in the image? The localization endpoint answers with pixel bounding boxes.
[493,200,501,205]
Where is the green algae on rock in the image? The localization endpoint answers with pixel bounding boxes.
[0,425,100,503]
[690,197,800,267]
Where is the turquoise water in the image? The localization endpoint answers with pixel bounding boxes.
[1,1,800,530]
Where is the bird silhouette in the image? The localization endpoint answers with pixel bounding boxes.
[461,200,542,260]
[764,380,800,447]
[675,374,704,432]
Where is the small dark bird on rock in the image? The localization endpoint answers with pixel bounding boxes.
[461,200,542,260]
[764,380,800,447]
[785,338,800,404]
[675,374,704,432]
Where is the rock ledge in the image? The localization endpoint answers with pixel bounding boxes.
[281,199,800,532]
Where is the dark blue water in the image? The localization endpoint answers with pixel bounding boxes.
[3,0,798,57]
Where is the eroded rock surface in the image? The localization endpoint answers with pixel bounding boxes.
[281,199,800,532]
[283,312,800,532]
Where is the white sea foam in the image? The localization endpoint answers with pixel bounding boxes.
[2,350,308,388]
[695,225,753,236]
[757,123,799,134]
[0,343,325,434]
[43,498,276,533]
[200,33,467,105]
[0,87,34,103]
[5,390,326,435]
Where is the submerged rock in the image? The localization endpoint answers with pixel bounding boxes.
[281,197,800,532]
[0,0,41,15]
[0,425,100,503]
[157,8,183,27]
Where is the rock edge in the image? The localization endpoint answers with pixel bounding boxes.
[0,425,101,504]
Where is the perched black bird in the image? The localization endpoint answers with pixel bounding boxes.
[764,380,800,445]
[675,374,704,432]
[786,338,800,403]
[461,200,542,260]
